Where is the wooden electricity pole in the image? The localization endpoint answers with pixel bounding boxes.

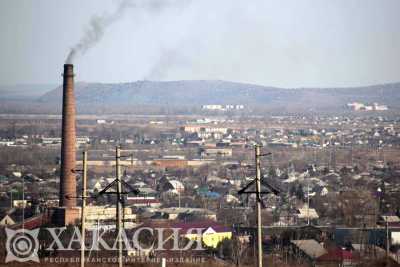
[238,144,280,267]
[386,221,390,258]
[97,146,139,267]
[116,146,123,267]
[81,151,87,267]
[255,145,263,267]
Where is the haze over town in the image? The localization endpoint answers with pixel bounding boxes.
[1,0,400,87]
[0,1,400,267]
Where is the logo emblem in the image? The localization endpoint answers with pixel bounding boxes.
[5,228,40,263]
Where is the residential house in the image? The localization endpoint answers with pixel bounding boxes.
[174,221,232,248]
[296,204,319,224]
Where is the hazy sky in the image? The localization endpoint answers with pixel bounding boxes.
[0,0,399,88]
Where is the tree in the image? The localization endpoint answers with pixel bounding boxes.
[218,238,234,259]
[379,180,387,213]
[217,237,243,265]
[296,184,305,201]
[289,184,296,197]
[268,167,277,178]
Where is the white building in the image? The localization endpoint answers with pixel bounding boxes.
[41,136,89,146]
[347,102,388,111]
[85,205,137,229]
[0,140,15,146]
[373,103,388,111]
[201,104,244,111]
[202,105,224,110]
[183,126,228,135]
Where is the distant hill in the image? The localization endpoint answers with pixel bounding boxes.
[0,84,57,100]
[39,80,400,113]
[1,80,400,114]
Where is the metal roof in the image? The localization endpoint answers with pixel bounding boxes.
[291,239,327,259]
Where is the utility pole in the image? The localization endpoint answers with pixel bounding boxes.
[238,145,280,267]
[332,146,336,172]
[255,145,263,267]
[69,153,90,267]
[307,178,310,226]
[81,151,87,267]
[386,220,390,258]
[22,176,25,231]
[97,147,138,267]
[350,143,353,167]
[116,146,123,267]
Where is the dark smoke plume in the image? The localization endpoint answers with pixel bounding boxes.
[65,0,182,63]
[65,0,131,63]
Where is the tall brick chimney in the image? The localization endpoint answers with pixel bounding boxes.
[60,64,77,207]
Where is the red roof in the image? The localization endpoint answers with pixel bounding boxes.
[11,213,49,230]
[317,248,359,262]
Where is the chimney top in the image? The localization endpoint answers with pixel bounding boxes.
[63,64,74,77]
